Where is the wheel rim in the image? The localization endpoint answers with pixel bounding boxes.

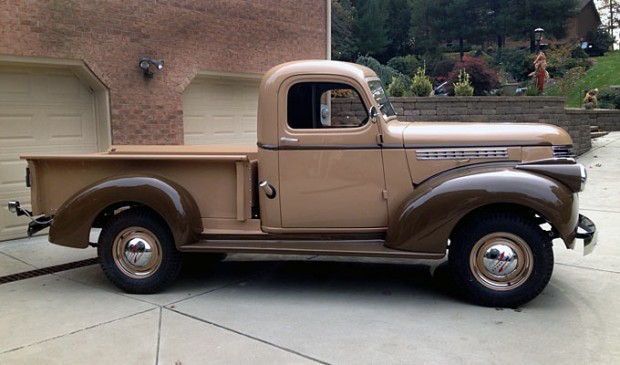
[469,232,534,291]
[112,226,162,279]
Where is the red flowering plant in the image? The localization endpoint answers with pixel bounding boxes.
[447,56,500,96]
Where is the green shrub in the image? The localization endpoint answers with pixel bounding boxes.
[525,83,539,96]
[387,55,422,77]
[494,48,531,81]
[387,74,412,97]
[453,69,474,96]
[356,55,398,86]
[570,47,588,59]
[598,87,620,109]
[432,59,456,79]
[410,67,433,97]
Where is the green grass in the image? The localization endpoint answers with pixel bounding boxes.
[545,51,620,107]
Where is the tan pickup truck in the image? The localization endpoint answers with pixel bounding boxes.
[9,60,597,307]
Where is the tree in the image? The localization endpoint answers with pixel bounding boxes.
[331,0,358,61]
[586,27,615,54]
[597,0,620,50]
[384,0,413,60]
[353,0,390,60]
[408,0,440,55]
[430,0,491,59]
[501,0,579,52]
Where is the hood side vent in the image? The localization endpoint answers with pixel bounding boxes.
[416,148,509,160]
[552,145,575,158]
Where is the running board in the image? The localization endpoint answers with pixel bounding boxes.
[179,239,444,259]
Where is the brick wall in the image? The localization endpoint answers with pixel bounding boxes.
[333,97,620,155]
[0,0,327,145]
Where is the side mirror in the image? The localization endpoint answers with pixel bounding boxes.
[369,106,378,123]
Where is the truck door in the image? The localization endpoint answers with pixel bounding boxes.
[277,77,388,228]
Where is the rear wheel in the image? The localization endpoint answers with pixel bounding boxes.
[98,209,181,294]
[449,212,553,307]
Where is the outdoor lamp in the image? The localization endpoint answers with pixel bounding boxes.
[534,28,545,43]
[138,57,164,79]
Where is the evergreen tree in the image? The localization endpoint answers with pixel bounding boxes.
[332,0,358,60]
[502,0,579,52]
[354,0,390,60]
[598,0,619,49]
[384,0,413,60]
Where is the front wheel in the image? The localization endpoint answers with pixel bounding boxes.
[449,212,554,308]
[98,209,182,294]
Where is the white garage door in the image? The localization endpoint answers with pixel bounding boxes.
[0,66,99,241]
[183,75,260,146]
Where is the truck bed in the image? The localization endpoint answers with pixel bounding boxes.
[23,145,259,233]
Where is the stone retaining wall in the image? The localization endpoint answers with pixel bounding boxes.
[332,97,620,155]
[566,108,620,132]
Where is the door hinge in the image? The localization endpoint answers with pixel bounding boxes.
[376,134,384,144]
[382,189,388,200]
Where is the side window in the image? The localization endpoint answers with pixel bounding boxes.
[287,82,368,129]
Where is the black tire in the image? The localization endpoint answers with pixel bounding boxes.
[97,208,182,294]
[449,212,553,308]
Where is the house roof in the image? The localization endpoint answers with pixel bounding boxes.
[578,0,601,24]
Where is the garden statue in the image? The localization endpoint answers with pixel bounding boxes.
[583,88,598,109]
[529,51,550,93]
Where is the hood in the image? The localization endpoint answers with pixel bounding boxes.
[401,122,572,148]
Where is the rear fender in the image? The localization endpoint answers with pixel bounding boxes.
[386,168,578,254]
[49,175,202,249]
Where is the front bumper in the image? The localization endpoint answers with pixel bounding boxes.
[576,214,598,255]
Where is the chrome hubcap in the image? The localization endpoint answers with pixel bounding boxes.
[124,237,154,268]
[481,244,519,277]
[113,227,162,279]
[470,233,533,290]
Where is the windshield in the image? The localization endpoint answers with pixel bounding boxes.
[368,80,396,117]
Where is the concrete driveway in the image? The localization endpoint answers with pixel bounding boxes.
[1,133,619,365]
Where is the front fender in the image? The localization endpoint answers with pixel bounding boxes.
[49,175,202,249]
[386,167,578,254]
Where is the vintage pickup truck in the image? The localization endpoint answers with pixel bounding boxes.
[9,60,597,307]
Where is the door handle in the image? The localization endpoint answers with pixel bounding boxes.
[280,137,299,143]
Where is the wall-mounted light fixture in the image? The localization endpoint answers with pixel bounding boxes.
[138,57,164,79]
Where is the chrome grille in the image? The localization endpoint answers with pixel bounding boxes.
[553,145,575,158]
[416,148,509,160]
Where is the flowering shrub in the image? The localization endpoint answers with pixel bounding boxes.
[553,67,587,94]
[447,56,500,96]
[545,47,591,78]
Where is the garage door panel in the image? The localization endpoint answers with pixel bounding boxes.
[183,75,259,146]
[0,109,96,148]
[0,72,31,97]
[48,113,95,144]
[0,154,28,194]
[0,193,34,241]
[0,114,36,144]
[0,66,99,241]
[46,73,93,104]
